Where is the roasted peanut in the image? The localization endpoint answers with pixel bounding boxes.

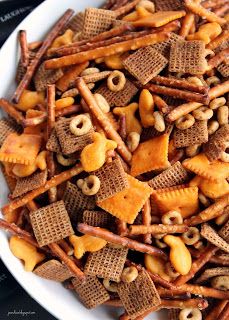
[161,211,183,225]
[94,93,110,113]
[207,120,219,135]
[144,254,171,281]
[121,267,138,283]
[181,227,200,245]
[153,111,165,132]
[186,77,204,87]
[127,132,140,152]
[192,107,213,120]
[107,70,126,92]
[163,235,192,275]
[217,105,229,125]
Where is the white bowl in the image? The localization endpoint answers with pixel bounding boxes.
[0,1,166,319]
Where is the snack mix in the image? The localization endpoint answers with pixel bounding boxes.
[1,0,229,319]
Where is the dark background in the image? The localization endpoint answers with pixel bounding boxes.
[0,0,56,319]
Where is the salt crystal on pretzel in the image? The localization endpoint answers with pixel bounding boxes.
[84,244,128,282]
[0,133,41,165]
[123,46,168,85]
[34,259,73,282]
[195,267,229,284]
[44,32,170,69]
[183,154,229,182]
[131,134,170,176]
[201,223,229,253]
[97,174,152,224]
[152,186,199,218]
[72,276,109,309]
[174,120,208,148]
[204,124,229,161]
[34,62,63,92]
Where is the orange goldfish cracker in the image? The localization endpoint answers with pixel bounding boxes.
[113,103,142,135]
[55,97,74,110]
[144,254,171,281]
[104,53,127,70]
[16,90,45,111]
[122,10,139,22]
[9,236,45,272]
[50,29,74,50]
[190,175,229,199]
[131,134,170,176]
[139,89,155,128]
[163,235,192,275]
[69,234,107,259]
[0,133,41,165]
[81,132,117,172]
[187,22,222,44]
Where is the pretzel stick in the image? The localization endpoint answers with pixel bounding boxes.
[152,94,170,114]
[46,85,57,204]
[184,0,226,25]
[48,243,85,280]
[129,224,188,235]
[118,114,127,141]
[208,48,229,68]
[142,199,152,244]
[179,284,229,299]
[114,0,141,17]
[202,0,227,9]
[2,164,83,215]
[209,80,229,100]
[179,13,195,38]
[207,31,229,50]
[210,255,229,266]
[23,112,47,127]
[55,104,82,117]
[184,194,229,226]
[44,32,169,69]
[206,300,228,320]
[77,223,167,259]
[19,30,29,68]
[57,239,74,256]
[0,98,25,126]
[166,102,202,122]
[12,9,74,103]
[116,218,128,236]
[56,62,89,92]
[218,302,229,320]
[173,245,218,285]
[151,76,209,94]
[103,299,123,307]
[76,78,132,163]
[145,84,209,104]
[102,0,117,9]
[214,3,229,16]
[28,40,43,50]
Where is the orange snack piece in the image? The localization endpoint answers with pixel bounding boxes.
[16,90,45,111]
[183,154,229,182]
[133,11,186,28]
[97,174,152,224]
[152,186,199,218]
[139,89,155,128]
[49,29,74,49]
[190,175,229,199]
[131,134,170,176]
[113,103,142,135]
[0,133,42,165]
[187,22,222,44]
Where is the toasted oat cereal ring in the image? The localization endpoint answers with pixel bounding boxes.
[153,111,165,132]
[220,144,229,162]
[181,227,200,246]
[107,71,126,92]
[81,175,101,196]
[56,153,77,166]
[217,105,229,126]
[127,132,140,152]
[165,262,180,278]
[179,308,202,320]
[186,144,201,158]
[206,76,220,86]
[69,114,92,136]
[94,93,110,113]
[192,107,213,121]
[211,275,229,291]
[81,67,100,76]
[175,114,195,130]
[207,120,219,135]
[121,266,138,283]
[209,97,226,110]
[161,211,183,225]
[103,279,118,293]
[198,192,211,207]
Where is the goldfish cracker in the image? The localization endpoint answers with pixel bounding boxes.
[50,29,74,49]
[139,89,155,128]
[81,132,117,172]
[190,175,229,199]
[136,6,153,18]
[187,22,222,44]
[144,254,171,281]
[9,236,45,272]
[16,90,45,111]
[163,235,192,275]
[104,53,126,70]
[113,103,142,135]
[69,234,107,259]
[122,10,139,22]
[55,97,74,110]
[12,151,47,177]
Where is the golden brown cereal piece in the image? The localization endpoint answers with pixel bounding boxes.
[107,70,126,92]
[34,259,73,282]
[201,223,229,253]
[204,124,229,161]
[154,0,184,11]
[196,267,229,284]
[34,62,63,91]
[131,134,170,176]
[0,118,22,147]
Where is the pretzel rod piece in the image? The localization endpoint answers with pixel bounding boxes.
[142,199,152,244]
[77,223,167,259]
[12,9,74,103]
[180,284,229,299]
[118,114,127,141]
[103,299,123,307]
[76,78,132,163]
[184,194,229,226]
[166,102,202,122]
[129,224,188,235]
[174,245,218,285]
[48,243,85,280]
[151,76,208,94]
[44,32,169,69]
[218,302,229,320]
[19,30,29,68]
[55,104,82,117]
[179,13,195,38]
[116,218,128,236]
[0,98,25,126]
[2,164,83,215]
[206,300,228,320]
[152,94,170,114]
[145,84,209,104]
[111,0,129,10]
[23,112,47,127]
[184,0,226,25]
[114,0,141,17]
[206,31,229,50]
[102,0,117,10]
[209,80,229,100]
[208,48,229,68]
[214,3,229,16]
